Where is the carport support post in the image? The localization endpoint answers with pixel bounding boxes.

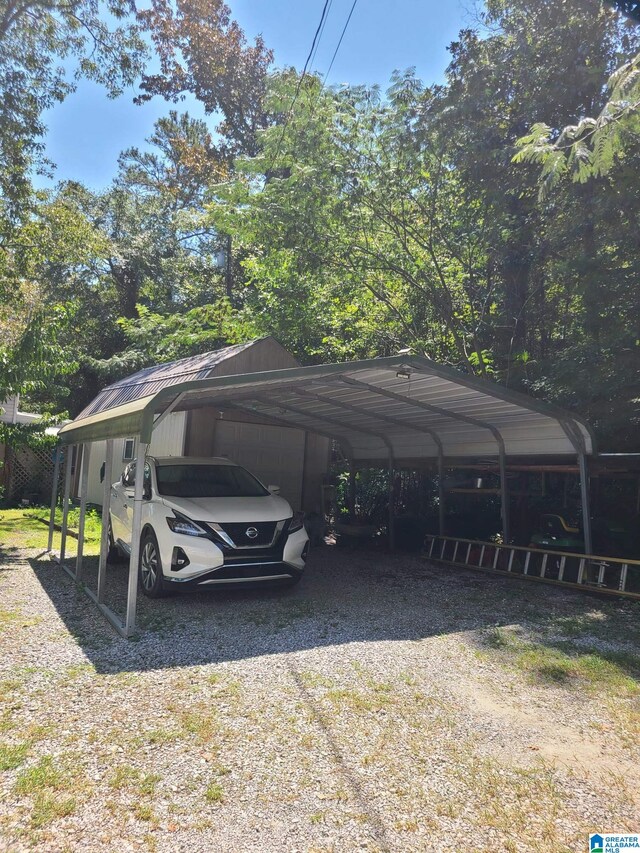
[125,441,148,637]
[348,462,357,517]
[438,449,445,537]
[47,446,62,551]
[59,445,74,563]
[388,454,395,551]
[560,421,593,556]
[97,439,114,604]
[75,444,90,580]
[498,447,510,544]
[578,452,593,555]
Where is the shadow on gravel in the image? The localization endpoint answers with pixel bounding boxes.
[0,545,31,572]
[25,544,640,675]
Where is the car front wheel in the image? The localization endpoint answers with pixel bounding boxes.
[139,530,169,598]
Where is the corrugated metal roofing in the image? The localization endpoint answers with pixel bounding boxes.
[59,354,594,461]
[76,341,258,419]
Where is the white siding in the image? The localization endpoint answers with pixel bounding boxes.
[81,412,186,505]
[149,411,187,457]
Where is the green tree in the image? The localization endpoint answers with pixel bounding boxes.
[27,113,235,415]
[0,0,146,210]
[137,0,272,156]
[209,1,640,448]
[0,0,146,401]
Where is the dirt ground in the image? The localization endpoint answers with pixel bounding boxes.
[0,539,639,852]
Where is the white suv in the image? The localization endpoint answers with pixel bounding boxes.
[108,456,309,597]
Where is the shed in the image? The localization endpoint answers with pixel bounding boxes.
[78,338,330,512]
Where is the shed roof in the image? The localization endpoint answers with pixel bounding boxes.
[58,353,594,461]
[77,341,257,419]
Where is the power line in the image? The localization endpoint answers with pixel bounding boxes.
[322,0,359,84]
[266,0,333,175]
[309,0,334,70]
[284,0,361,160]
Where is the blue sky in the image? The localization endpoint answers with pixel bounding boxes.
[41,0,469,191]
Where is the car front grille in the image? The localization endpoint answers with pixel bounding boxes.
[217,520,279,548]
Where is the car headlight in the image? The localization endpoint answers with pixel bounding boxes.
[166,512,209,537]
[288,511,305,533]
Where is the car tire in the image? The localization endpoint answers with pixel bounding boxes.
[107,521,123,563]
[139,530,169,598]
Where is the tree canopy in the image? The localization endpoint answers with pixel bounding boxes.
[1,0,638,450]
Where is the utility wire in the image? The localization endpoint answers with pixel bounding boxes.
[277,0,361,168]
[309,0,334,70]
[266,0,333,175]
[322,0,359,85]
[295,0,361,137]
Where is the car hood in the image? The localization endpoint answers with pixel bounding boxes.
[161,494,293,523]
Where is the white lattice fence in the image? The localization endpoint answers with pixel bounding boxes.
[5,445,59,505]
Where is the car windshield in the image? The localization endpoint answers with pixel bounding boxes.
[155,464,269,498]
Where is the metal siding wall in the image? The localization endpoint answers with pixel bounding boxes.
[213,420,306,509]
[149,411,187,457]
[83,440,126,506]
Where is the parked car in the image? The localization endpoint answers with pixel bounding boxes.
[108,456,309,597]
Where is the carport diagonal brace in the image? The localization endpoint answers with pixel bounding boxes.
[221,398,355,459]
[295,381,447,536]
[250,394,394,455]
[247,395,397,550]
[337,375,510,542]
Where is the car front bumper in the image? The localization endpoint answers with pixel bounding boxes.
[161,526,309,586]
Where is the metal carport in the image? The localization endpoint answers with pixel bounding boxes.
[49,355,595,637]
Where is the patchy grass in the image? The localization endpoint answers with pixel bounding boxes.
[65,663,95,679]
[109,765,161,796]
[0,677,22,701]
[30,792,76,828]
[325,686,394,713]
[480,624,640,751]
[0,506,102,554]
[298,670,336,689]
[11,754,83,830]
[174,705,221,744]
[140,726,183,746]
[23,723,55,744]
[482,626,640,693]
[132,801,156,822]
[0,607,42,632]
[0,609,42,633]
[14,756,69,795]
[0,608,19,630]
[0,742,29,770]
[204,782,224,804]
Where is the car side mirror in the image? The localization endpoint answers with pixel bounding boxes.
[268,484,280,495]
[143,483,152,501]
[121,472,127,485]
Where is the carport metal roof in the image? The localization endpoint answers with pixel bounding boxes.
[58,355,593,461]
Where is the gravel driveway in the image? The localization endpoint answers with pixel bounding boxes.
[1,543,639,852]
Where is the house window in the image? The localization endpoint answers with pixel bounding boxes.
[123,438,135,461]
